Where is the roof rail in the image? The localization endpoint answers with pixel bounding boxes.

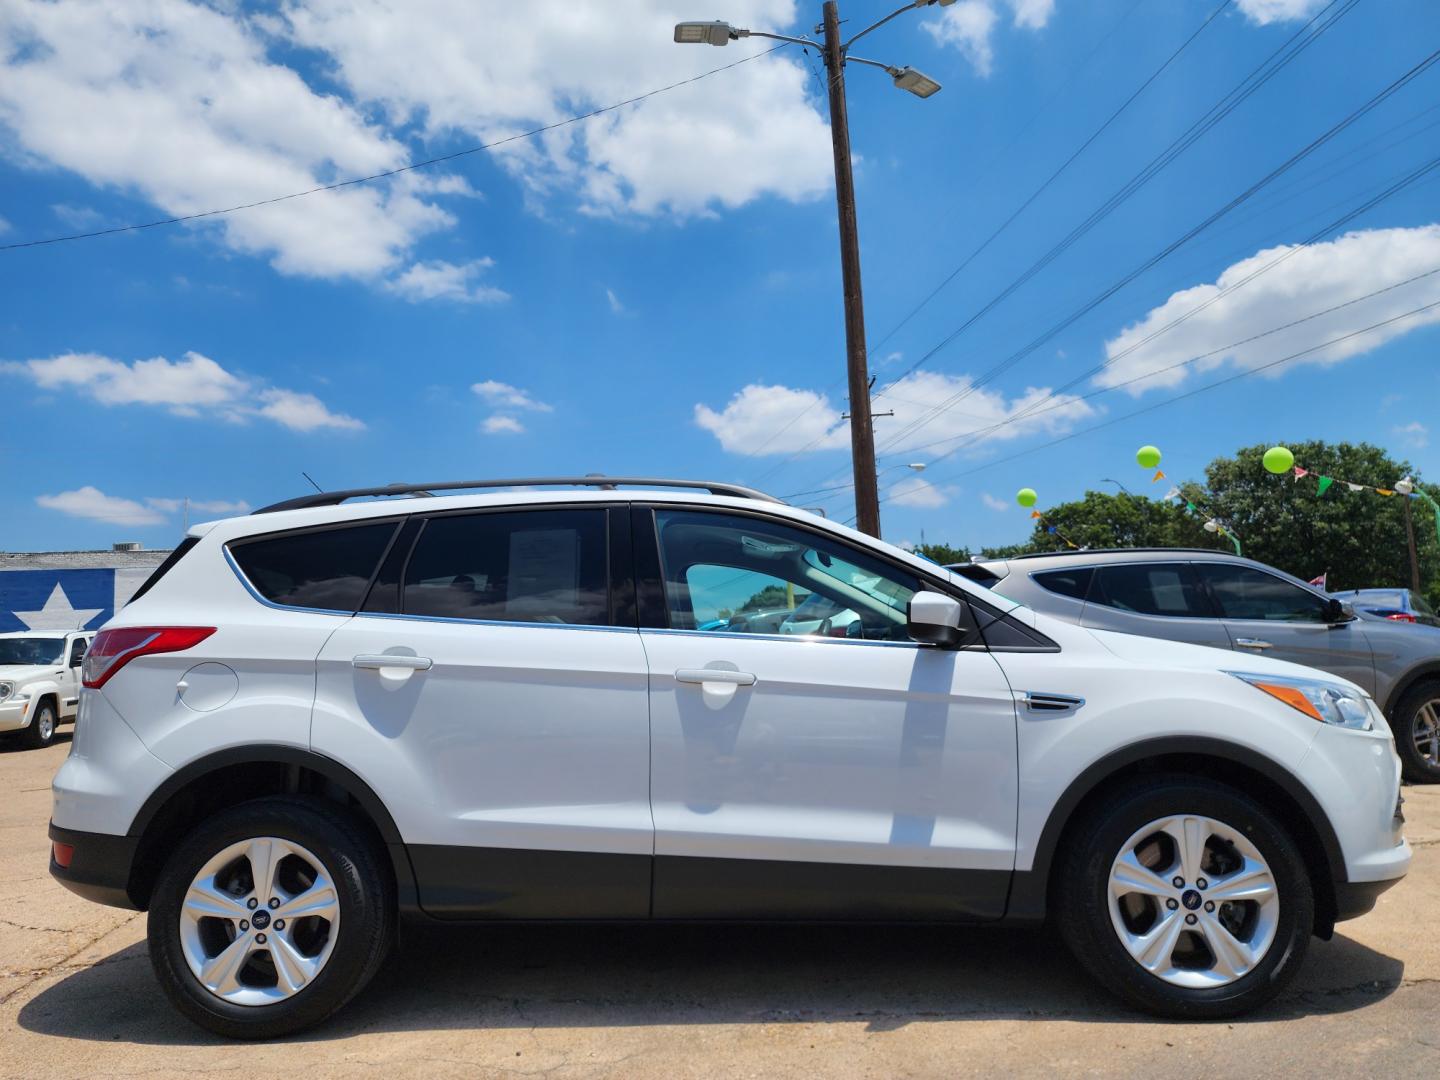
[253,476,785,514]
[992,546,1244,561]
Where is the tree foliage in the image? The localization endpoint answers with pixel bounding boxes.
[1023,490,1215,551]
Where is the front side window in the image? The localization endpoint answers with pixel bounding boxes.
[1196,563,1330,622]
[68,638,87,666]
[402,509,609,626]
[653,509,921,641]
[230,522,398,611]
[0,637,64,666]
[1091,563,1213,618]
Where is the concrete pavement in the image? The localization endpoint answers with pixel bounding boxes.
[2,736,1437,1078]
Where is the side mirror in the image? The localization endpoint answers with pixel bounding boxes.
[1322,597,1350,624]
[908,591,964,649]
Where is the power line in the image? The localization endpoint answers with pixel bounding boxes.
[0,45,787,253]
[871,39,1438,457]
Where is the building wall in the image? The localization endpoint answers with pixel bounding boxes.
[0,551,170,633]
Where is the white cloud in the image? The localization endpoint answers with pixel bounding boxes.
[888,476,948,509]
[923,0,1054,76]
[1235,0,1329,26]
[282,0,832,219]
[481,415,525,435]
[3,349,363,432]
[146,497,250,515]
[695,371,1095,456]
[1394,421,1429,449]
[0,214,9,234]
[1094,226,1440,395]
[0,0,465,281]
[606,288,625,315]
[50,203,104,230]
[37,487,166,527]
[981,493,1009,511]
[472,380,553,412]
[386,258,510,304]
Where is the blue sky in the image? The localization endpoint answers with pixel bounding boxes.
[2,0,1438,553]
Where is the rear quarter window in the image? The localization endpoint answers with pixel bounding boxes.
[1031,567,1095,601]
[229,522,398,611]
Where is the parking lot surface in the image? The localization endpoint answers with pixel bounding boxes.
[2,736,1437,1079]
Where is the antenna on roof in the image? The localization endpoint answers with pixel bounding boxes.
[301,471,324,494]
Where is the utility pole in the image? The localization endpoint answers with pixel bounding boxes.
[674,4,946,539]
[822,1,880,538]
[1404,493,1422,593]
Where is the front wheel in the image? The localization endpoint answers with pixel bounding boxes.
[147,797,394,1038]
[1057,776,1313,1019]
[1391,682,1440,783]
[19,699,58,749]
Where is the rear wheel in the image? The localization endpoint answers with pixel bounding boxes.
[1057,776,1313,1019]
[147,797,394,1038]
[20,699,58,749]
[1391,682,1440,783]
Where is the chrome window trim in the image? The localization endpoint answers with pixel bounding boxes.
[640,626,921,649]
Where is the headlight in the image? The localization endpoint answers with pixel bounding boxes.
[1229,672,1374,730]
[0,681,12,701]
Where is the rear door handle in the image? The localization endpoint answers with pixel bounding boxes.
[675,668,757,686]
[353,654,433,671]
[1234,638,1272,650]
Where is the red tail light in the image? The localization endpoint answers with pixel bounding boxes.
[82,627,216,689]
[1385,612,1417,623]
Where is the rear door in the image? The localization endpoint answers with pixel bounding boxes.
[636,506,1019,921]
[313,505,653,918]
[1079,561,1233,651]
[1193,562,1375,690]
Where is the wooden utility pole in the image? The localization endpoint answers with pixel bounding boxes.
[822,0,881,538]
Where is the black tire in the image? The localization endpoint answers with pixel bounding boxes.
[147,796,394,1039]
[1390,681,1440,783]
[19,698,58,750]
[1056,775,1313,1020]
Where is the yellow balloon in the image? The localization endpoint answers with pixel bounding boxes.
[1016,487,1038,508]
[1263,446,1295,475]
[1136,445,1162,470]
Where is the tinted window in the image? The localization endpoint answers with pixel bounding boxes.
[1093,563,1212,618]
[68,638,87,666]
[654,509,920,641]
[1196,564,1330,622]
[402,509,609,625]
[231,522,397,611]
[1033,567,1094,601]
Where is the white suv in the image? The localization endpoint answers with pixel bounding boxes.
[1,630,93,749]
[49,478,1410,1038]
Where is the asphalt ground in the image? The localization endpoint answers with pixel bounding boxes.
[2,735,1436,1078]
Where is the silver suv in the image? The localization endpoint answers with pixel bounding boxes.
[954,548,1440,783]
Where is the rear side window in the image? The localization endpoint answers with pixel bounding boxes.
[1092,563,1213,618]
[230,522,398,611]
[402,509,609,626]
[1032,567,1094,601]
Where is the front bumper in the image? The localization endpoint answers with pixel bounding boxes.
[0,697,32,732]
[48,821,141,909]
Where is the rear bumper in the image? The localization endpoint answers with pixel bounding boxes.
[48,822,140,910]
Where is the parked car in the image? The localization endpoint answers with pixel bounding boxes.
[951,548,1440,783]
[1331,587,1439,627]
[0,630,93,749]
[51,479,1407,1037]
[777,592,862,637]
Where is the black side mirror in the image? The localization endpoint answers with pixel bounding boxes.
[1322,597,1349,623]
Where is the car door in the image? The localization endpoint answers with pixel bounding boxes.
[636,506,1019,921]
[1193,562,1376,691]
[61,634,88,717]
[1078,561,1233,651]
[313,505,653,918]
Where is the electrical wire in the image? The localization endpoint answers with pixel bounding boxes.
[0,44,788,252]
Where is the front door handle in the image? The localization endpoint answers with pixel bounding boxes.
[675,668,757,687]
[1234,638,1273,650]
[353,654,433,671]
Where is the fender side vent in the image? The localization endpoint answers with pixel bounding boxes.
[1023,691,1085,713]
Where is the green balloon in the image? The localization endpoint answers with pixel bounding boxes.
[1263,446,1295,475]
[1016,487,1038,508]
[1136,445,1162,470]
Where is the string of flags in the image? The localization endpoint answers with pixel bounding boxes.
[1139,446,1242,555]
[1013,486,1080,549]
[1264,445,1440,543]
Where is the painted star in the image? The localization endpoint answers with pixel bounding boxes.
[14,583,104,632]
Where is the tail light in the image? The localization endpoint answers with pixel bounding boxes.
[1384,612,1417,623]
[82,627,216,689]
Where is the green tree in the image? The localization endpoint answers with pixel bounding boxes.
[739,584,790,611]
[1203,441,1440,601]
[1025,490,1215,551]
[914,542,971,565]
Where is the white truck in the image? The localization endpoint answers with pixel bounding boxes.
[0,631,94,749]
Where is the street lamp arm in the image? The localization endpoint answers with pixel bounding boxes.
[845,54,900,75]
[842,0,947,52]
[736,29,821,48]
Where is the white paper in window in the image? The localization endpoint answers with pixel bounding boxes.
[506,529,580,617]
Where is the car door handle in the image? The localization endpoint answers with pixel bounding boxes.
[1234,638,1273,650]
[352,654,433,671]
[675,668,757,687]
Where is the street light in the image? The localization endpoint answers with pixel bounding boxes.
[675,0,953,539]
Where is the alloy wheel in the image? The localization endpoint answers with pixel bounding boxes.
[178,836,340,1006]
[1414,700,1440,767]
[1107,814,1280,989]
[36,707,54,742]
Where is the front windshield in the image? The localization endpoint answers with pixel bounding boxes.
[0,637,64,666]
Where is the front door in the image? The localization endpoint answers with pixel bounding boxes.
[313,505,653,918]
[1194,562,1376,692]
[1079,561,1233,652]
[636,507,1019,921]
